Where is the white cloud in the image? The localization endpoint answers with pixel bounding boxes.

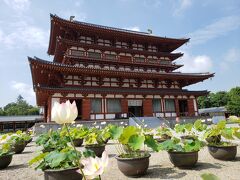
[220,48,240,70]
[189,15,240,45]
[3,0,30,12]
[173,0,193,16]
[177,52,213,73]
[0,21,48,49]
[11,81,35,105]
[124,26,140,31]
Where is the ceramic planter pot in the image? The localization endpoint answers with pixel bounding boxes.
[206,135,221,144]
[44,167,82,180]
[85,144,105,157]
[0,154,13,169]
[155,138,169,143]
[168,151,198,168]
[180,135,197,141]
[42,148,55,153]
[208,144,237,160]
[115,154,151,177]
[73,138,83,147]
[27,137,33,144]
[13,142,25,154]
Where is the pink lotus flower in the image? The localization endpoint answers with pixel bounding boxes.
[51,100,78,124]
[80,151,109,179]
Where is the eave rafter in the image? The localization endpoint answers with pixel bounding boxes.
[29,57,214,88]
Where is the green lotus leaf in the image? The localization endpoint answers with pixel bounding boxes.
[128,134,145,151]
[119,126,138,144]
[109,125,123,140]
[201,173,220,180]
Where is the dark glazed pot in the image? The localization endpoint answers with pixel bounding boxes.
[180,135,196,141]
[168,151,198,168]
[115,154,151,177]
[27,137,33,144]
[44,167,82,180]
[85,144,105,157]
[13,142,25,154]
[0,154,13,169]
[208,144,237,160]
[155,138,169,143]
[206,135,221,144]
[73,138,83,147]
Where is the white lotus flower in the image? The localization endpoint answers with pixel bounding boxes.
[80,151,109,179]
[76,124,83,128]
[100,121,106,125]
[51,100,78,124]
[40,125,45,128]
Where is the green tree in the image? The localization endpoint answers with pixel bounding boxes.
[197,96,212,109]
[2,95,39,116]
[210,91,229,107]
[0,107,5,116]
[227,87,240,116]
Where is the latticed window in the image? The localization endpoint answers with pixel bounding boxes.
[107,99,121,113]
[165,99,176,112]
[91,99,102,113]
[70,50,85,57]
[105,54,116,60]
[153,99,162,112]
[88,52,101,59]
[134,55,145,62]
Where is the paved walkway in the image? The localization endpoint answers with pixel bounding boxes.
[1,141,240,180]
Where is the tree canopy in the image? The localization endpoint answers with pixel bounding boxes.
[0,95,39,116]
[197,87,240,116]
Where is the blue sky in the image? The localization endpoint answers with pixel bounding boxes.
[0,0,239,107]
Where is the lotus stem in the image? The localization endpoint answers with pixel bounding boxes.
[65,124,86,180]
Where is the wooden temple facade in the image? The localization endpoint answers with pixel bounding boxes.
[29,14,214,122]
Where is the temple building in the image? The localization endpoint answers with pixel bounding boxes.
[29,14,214,122]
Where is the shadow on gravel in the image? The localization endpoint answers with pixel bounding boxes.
[193,162,224,170]
[21,151,33,154]
[6,164,28,170]
[233,157,240,161]
[143,165,187,179]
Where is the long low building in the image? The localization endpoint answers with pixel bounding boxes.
[29,14,214,122]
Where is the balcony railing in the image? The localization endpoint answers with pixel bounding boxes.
[67,49,174,66]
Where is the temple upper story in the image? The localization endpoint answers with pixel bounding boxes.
[47,14,191,72]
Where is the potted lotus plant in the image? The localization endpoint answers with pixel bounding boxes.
[159,137,204,168]
[110,125,158,177]
[0,142,14,169]
[174,120,207,141]
[36,130,69,152]
[84,127,106,157]
[204,120,240,160]
[155,126,172,143]
[30,100,108,180]
[60,125,89,147]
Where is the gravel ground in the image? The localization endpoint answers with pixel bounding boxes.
[1,141,240,180]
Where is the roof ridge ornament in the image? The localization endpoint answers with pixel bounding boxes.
[70,16,75,22]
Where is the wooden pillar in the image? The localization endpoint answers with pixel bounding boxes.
[187,98,195,116]
[174,98,180,117]
[121,99,128,113]
[47,97,52,122]
[82,98,91,120]
[143,99,153,117]
[161,96,165,117]
[44,105,48,123]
